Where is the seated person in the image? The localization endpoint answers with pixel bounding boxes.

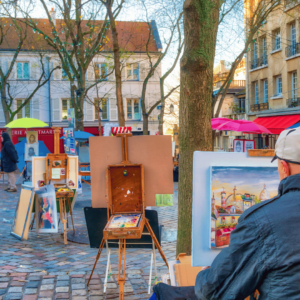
[195,128,300,299]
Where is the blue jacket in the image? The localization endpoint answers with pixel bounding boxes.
[195,173,300,300]
[1,132,18,173]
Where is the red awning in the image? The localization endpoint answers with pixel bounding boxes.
[253,114,300,135]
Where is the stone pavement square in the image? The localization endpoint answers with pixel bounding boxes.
[0,179,178,299]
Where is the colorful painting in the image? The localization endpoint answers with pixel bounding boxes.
[36,192,58,233]
[26,131,38,144]
[108,214,141,228]
[210,166,279,249]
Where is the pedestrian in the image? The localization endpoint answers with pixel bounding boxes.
[1,132,18,192]
[195,127,300,299]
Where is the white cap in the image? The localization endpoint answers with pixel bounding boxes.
[272,128,300,164]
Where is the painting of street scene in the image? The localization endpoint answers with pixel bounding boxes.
[210,166,279,249]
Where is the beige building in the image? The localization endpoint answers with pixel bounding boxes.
[213,60,247,151]
[246,0,300,148]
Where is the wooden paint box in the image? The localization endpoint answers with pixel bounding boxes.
[103,164,145,240]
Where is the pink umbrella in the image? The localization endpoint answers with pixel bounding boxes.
[211,118,231,129]
[216,119,272,134]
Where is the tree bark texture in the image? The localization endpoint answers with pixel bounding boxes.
[158,79,165,135]
[107,6,125,127]
[143,113,149,135]
[177,0,219,255]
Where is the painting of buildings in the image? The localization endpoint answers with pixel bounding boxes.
[210,166,279,249]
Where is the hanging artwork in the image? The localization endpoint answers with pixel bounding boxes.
[26,131,38,144]
[25,143,39,161]
[36,185,58,233]
[244,140,255,152]
[233,139,244,152]
[210,166,279,249]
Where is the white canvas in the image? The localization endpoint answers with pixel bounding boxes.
[192,151,280,267]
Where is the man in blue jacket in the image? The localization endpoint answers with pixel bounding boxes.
[195,128,300,299]
[1,132,18,192]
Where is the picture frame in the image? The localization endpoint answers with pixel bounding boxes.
[244,139,255,152]
[26,131,38,144]
[35,185,58,233]
[233,139,244,153]
[25,143,39,161]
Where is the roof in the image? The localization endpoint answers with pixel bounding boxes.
[0,18,160,53]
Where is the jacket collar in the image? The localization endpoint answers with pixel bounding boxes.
[279,173,300,195]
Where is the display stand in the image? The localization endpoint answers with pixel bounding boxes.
[87,134,169,300]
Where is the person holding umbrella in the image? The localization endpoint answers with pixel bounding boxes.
[1,132,18,192]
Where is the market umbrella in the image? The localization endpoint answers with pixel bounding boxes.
[5,118,49,128]
[211,117,232,129]
[216,119,272,134]
[60,130,95,142]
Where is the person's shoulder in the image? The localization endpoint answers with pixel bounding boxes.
[239,195,281,222]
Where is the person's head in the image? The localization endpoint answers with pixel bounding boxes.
[236,141,242,152]
[29,135,35,143]
[1,132,11,144]
[28,147,35,156]
[272,128,300,180]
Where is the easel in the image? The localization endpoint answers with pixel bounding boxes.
[87,134,169,300]
[45,127,75,245]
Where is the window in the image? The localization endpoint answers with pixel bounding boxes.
[95,64,107,81]
[254,82,259,104]
[62,99,71,120]
[292,72,297,101]
[264,79,268,103]
[262,37,267,64]
[252,42,258,69]
[16,100,30,119]
[274,30,281,50]
[238,97,245,113]
[291,23,297,56]
[126,63,139,80]
[127,99,140,120]
[16,62,29,79]
[94,98,109,120]
[276,76,282,96]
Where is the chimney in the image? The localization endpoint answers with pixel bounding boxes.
[50,8,56,26]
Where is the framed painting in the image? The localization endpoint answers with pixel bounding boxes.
[233,139,244,152]
[25,143,39,161]
[36,187,58,233]
[26,131,38,144]
[244,140,255,152]
[210,166,279,249]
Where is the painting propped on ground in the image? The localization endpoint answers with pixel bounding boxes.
[210,166,279,249]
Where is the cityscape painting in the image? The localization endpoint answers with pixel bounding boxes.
[210,166,279,249]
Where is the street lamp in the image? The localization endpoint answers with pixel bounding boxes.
[170,104,174,113]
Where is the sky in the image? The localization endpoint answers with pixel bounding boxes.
[211,166,280,206]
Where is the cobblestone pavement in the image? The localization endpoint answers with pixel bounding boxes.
[0,177,178,300]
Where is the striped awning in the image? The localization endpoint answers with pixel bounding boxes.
[111,127,132,135]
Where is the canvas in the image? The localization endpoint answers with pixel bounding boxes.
[25,143,39,161]
[36,186,58,233]
[26,131,38,144]
[233,139,244,152]
[210,166,279,249]
[244,140,255,152]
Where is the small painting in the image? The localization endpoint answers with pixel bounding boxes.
[26,131,38,144]
[210,166,279,249]
[233,139,244,152]
[155,194,174,206]
[244,140,255,152]
[36,192,58,233]
[60,168,65,176]
[25,143,39,161]
[52,161,61,167]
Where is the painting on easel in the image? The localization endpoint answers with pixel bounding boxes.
[210,166,279,249]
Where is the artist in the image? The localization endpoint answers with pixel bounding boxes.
[195,128,300,299]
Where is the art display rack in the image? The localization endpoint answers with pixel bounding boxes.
[87,133,169,300]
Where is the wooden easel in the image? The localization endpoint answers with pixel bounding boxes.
[87,134,169,300]
[45,127,75,245]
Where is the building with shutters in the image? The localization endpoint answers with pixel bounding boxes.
[0,17,163,149]
[245,0,300,149]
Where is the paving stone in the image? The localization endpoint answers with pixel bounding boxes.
[88,290,103,296]
[130,279,145,285]
[0,278,9,282]
[3,293,22,300]
[38,291,53,297]
[56,281,69,287]
[106,283,117,289]
[72,290,87,296]
[24,288,37,295]
[0,283,8,289]
[40,279,54,285]
[88,285,101,290]
[23,295,38,300]
[7,287,22,293]
[26,282,40,288]
[57,275,69,281]
[55,293,69,299]
[71,297,87,300]
[56,287,69,293]
[71,284,85,290]
[38,298,51,300]
[71,278,85,284]
[89,297,104,300]
[0,290,6,296]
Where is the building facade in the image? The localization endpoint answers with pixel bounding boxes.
[0,18,163,150]
[245,0,300,148]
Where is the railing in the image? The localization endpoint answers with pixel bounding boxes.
[214,80,246,89]
[250,56,268,70]
[287,97,300,108]
[286,43,300,57]
[250,102,269,112]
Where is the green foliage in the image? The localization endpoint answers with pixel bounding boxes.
[254,196,261,204]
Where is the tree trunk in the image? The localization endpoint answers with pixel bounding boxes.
[158,80,165,135]
[1,89,12,138]
[177,0,219,256]
[107,5,125,127]
[143,113,149,135]
[98,108,102,136]
[75,93,84,131]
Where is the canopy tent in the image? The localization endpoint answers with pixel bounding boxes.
[61,130,95,142]
[15,139,50,172]
[253,114,300,134]
[5,118,49,129]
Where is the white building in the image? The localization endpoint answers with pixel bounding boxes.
[0,18,163,140]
